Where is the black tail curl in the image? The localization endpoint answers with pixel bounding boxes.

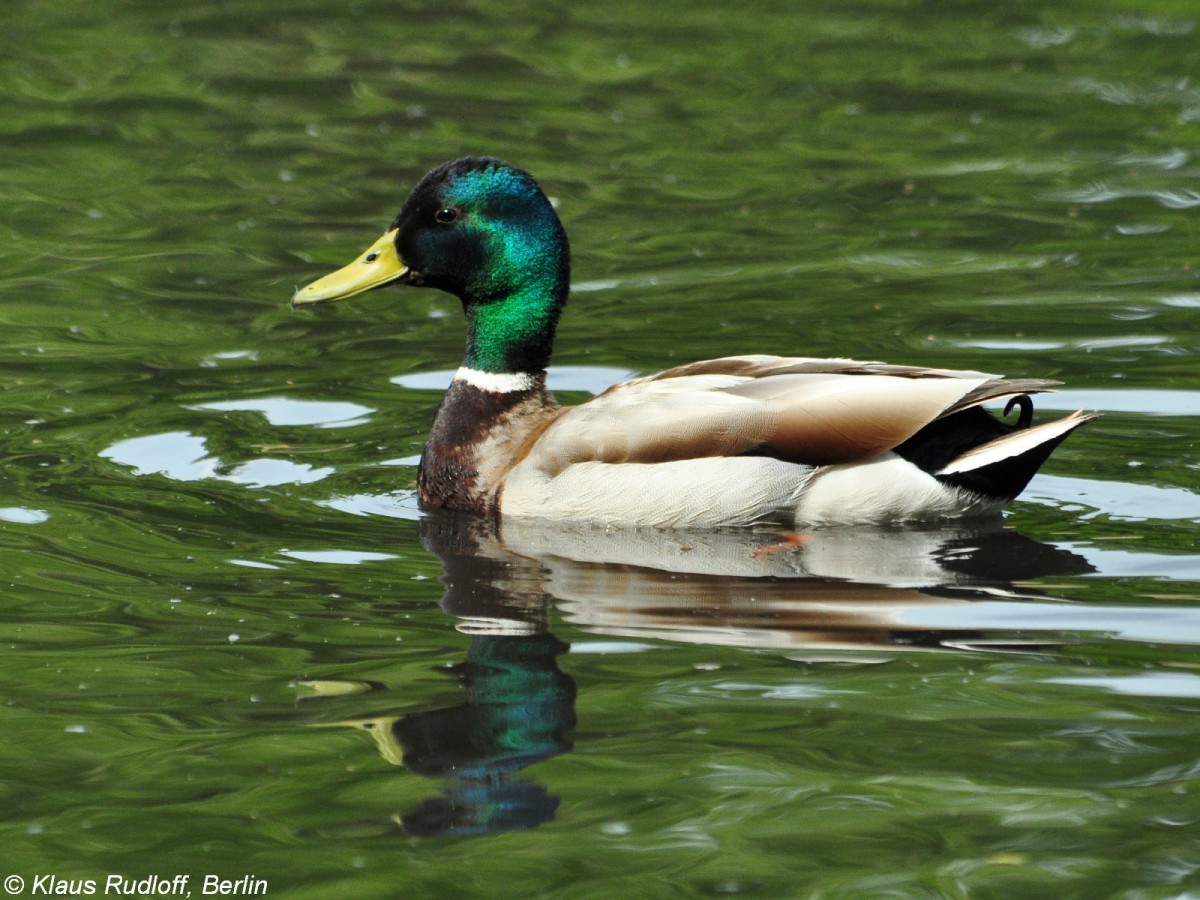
[895,398,1034,477]
[896,394,1072,502]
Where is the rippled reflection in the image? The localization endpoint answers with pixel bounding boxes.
[428,513,1092,650]
[336,633,575,838]
[318,514,1094,837]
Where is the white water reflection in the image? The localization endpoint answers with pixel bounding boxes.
[100,431,333,487]
[0,507,49,524]
[190,397,373,428]
[901,601,1200,646]
[1049,672,1200,698]
[279,549,399,565]
[317,491,422,520]
[1026,473,1200,523]
[1037,388,1200,417]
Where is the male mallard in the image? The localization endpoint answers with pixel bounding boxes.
[292,157,1093,528]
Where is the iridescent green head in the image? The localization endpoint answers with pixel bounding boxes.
[293,157,571,375]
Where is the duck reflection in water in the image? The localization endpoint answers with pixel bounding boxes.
[331,516,577,839]
[330,512,1090,838]
[362,631,575,838]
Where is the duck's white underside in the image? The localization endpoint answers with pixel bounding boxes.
[499,452,1000,528]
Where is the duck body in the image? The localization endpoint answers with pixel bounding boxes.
[293,157,1093,528]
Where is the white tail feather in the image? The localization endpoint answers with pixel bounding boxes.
[938,411,1096,476]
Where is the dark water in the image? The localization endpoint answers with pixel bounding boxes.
[3,0,1200,896]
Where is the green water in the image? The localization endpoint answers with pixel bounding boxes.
[3,0,1200,896]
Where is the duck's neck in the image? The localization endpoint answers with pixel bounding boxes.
[419,369,558,515]
[462,279,565,377]
[420,242,568,514]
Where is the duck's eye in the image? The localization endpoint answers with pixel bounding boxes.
[364,252,380,263]
[434,207,458,224]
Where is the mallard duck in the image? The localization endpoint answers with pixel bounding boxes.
[292,157,1093,528]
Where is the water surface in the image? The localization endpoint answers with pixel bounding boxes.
[2,0,1200,896]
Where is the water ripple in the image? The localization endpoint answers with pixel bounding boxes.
[1028,473,1200,524]
[1050,182,1200,209]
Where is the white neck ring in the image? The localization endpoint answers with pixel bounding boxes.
[453,366,540,393]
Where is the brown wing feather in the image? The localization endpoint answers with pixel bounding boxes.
[947,377,1060,417]
[531,378,768,473]
[526,355,1044,473]
[720,373,994,463]
[650,354,997,382]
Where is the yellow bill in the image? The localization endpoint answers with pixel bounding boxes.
[291,229,412,306]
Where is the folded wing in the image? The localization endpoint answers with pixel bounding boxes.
[526,355,1062,473]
